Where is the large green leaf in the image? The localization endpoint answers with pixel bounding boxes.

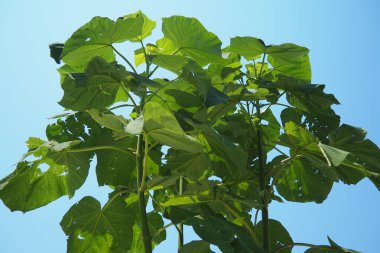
[267,43,311,82]
[230,36,266,59]
[143,101,203,153]
[0,140,91,212]
[157,16,222,66]
[62,14,145,67]
[60,195,136,252]
[254,219,293,253]
[275,122,334,202]
[275,157,333,203]
[59,57,132,111]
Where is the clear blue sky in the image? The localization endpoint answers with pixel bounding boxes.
[0,1,379,252]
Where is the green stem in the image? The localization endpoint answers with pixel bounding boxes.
[140,40,151,75]
[136,133,152,253]
[271,243,338,253]
[178,176,184,252]
[66,145,135,156]
[112,45,137,74]
[136,93,152,253]
[255,101,270,253]
[108,104,135,111]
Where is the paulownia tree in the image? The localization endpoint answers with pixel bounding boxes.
[1,11,379,253]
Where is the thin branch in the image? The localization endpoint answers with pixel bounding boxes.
[66,145,135,156]
[108,104,135,111]
[111,45,137,74]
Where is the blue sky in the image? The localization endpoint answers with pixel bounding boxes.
[0,0,379,252]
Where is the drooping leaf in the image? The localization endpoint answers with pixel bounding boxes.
[157,16,222,66]
[0,147,91,212]
[186,206,264,253]
[143,101,203,153]
[87,109,126,131]
[196,124,248,179]
[60,195,136,252]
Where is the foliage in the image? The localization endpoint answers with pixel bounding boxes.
[1,11,379,253]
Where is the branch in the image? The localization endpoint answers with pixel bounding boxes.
[112,45,137,74]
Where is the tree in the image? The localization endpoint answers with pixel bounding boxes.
[1,11,379,253]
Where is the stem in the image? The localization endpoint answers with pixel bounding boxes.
[108,104,135,111]
[140,40,151,75]
[178,176,184,252]
[66,145,135,156]
[271,243,337,253]
[136,93,152,253]
[255,101,270,253]
[112,45,137,74]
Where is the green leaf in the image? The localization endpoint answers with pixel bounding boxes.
[147,78,203,112]
[157,16,222,66]
[196,124,248,180]
[275,157,333,203]
[87,109,126,131]
[327,124,380,189]
[186,206,264,253]
[67,231,113,253]
[275,122,334,203]
[143,101,203,153]
[165,149,210,181]
[59,57,131,111]
[230,36,266,59]
[180,240,214,253]
[62,15,144,67]
[318,143,349,167]
[122,11,156,42]
[267,43,311,82]
[0,149,90,211]
[254,219,293,253]
[304,236,361,253]
[60,195,136,252]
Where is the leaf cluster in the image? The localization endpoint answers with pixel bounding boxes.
[2,11,379,253]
